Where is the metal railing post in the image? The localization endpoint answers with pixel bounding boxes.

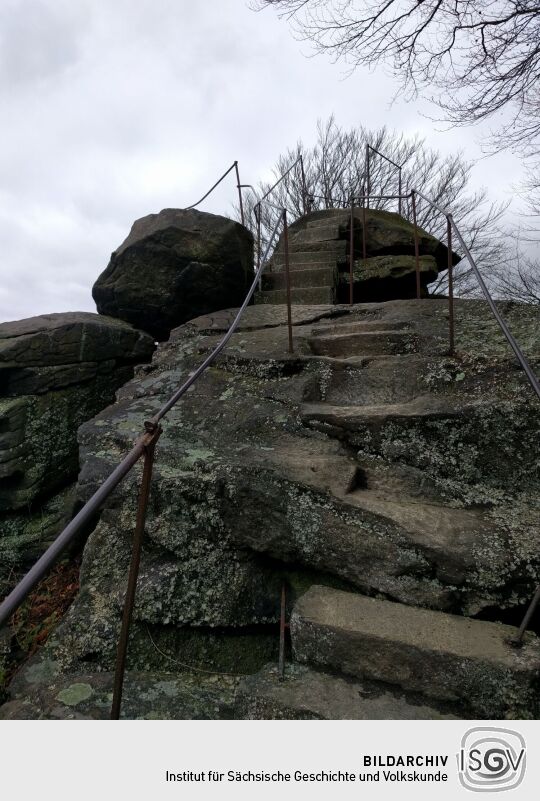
[0,212,289,640]
[365,144,370,210]
[447,216,455,355]
[411,191,421,300]
[186,162,238,211]
[349,198,355,305]
[361,188,367,265]
[282,210,294,353]
[299,156,308,216]
[278,582,286,681]
[255,204,262,282]
[234,161,245,227]
[111,422,162,720]
[513,586,540,645]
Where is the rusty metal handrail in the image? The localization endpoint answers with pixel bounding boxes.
[365,145,404,215]
[0,213,285,632]
[186,160,245,225]
[3,151,539,713]
[346,193,413,306]
[254,155,308,219]
[411,188,540,401]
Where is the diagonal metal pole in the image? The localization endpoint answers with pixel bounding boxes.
[513,586,540,646]
[111,422,162,719]
[282,210,294,354]
[447,216,455,355]
[234,161,245,226]
[411,191,421,300]
[299,155,308,216]
[278,583,287,681]
[365,144,370,210]
[349,198,355,305]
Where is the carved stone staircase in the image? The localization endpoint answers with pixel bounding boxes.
[235,311,540,720]
[255,215,347,305]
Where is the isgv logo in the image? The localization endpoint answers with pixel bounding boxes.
[457,727,526,792]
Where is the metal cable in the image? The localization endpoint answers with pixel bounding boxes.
[0,213,285,628]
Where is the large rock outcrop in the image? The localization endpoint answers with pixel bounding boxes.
[257,208,459,305]
[0,312,155,593]
[4,298,538,719]
[92,208,254,340]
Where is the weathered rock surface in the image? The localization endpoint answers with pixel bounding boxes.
[3,298,539,719]
[93,208,254,340]
[0,670,238,720]
[237,663,460,720]
[0,312,155,592]
[256,209,458,305]
[291,586,540,719]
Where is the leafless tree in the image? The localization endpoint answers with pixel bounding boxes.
[492,229,540,302]
[253,1,540,159]
[237,118,507,296]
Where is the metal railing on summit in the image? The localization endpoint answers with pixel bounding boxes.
[2,148,540,720]
[365,148,540,637]
[0,166,297,718]
[186,160,245,226]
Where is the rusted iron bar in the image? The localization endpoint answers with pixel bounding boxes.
[514,586,540,645]
[257,155,304,209]
[111,423,162,719]
[0,216,286,629]
[308,193,407,204]
[278,583,286,681]
[366,145,404,215]
[411,187,540,400]
[349,199,354,306]
[0,437,149,629]
[365,144,370,210]
[411,191,421,300]
[234,162,245,226]
[186,161,238,210]
[299,155,308,215]
[413,188,449,218]
[282,210,294,353]
[450,219,540,402]
[447,217,455,355]
[151,214,285,424]
[256,208,262,284]
[362,202,367,265]
[368,145,402,171]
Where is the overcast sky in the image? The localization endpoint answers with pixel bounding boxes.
[0,0,530,323]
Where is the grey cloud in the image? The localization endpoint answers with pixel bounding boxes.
[0,0,530,323]
[0,0,86,89]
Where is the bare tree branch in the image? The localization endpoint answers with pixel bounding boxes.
[253,1,540,158]
[235,118,508,297]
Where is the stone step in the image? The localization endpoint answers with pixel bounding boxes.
[305,214,348,230]
[227,434,497,612]
[255,286,335,306]
[275,239,347,256]
[0,670,238,720]
[341,488,485,586]
[300,396,464,434]
[291,586,540,718]
[308,330,418,357]
[236,663,460,720]
[304,354,427,405]
[262,266,337,291]
[290,226,342,244]
[272,251,339,269]
[310,320,412,336]
[271,261,339,274]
